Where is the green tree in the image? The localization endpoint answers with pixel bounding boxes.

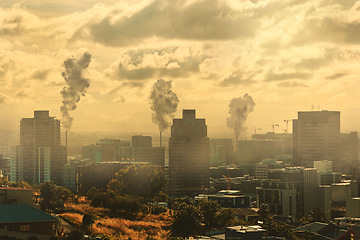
[170,203,203,238]
[214,208,236,227]
[198,200,220,227]
[39,181,57,212]
[113,165,165,199]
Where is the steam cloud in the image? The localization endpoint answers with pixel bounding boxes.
[226,93,255,139]
[149,79,179,132]
[60,52,92,132]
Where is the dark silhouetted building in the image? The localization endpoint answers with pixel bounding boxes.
[168,109,210,197]
[10,111,66,185]
[293,111,340,169]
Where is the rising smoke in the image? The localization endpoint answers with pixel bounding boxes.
[60,52,92,132]
[226,93,255,139]
[149,79,179,132]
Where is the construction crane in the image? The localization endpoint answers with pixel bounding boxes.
[222,175,231,190]
[284,120,291,133]
[272,123,279,133]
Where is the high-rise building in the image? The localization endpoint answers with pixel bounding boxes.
[168,109,210,197]
[293,111,340,169]
[10,111,67,185]
[210,139,233,166]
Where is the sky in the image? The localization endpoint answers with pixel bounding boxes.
[1,0,360,140]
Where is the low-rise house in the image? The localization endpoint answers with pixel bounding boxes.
[0,204,59,240]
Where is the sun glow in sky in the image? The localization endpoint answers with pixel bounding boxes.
[1,0,360,139]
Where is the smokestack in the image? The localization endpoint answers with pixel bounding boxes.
[160,131,162,147]
[227,93,255,147]
[60,52,92,132]
[149,79,179,138]
[66,131,68,154]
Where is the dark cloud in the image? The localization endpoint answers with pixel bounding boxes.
[31,69,49,80]
[121,81,146,88]
[76,0,259,46]
[326,72,347,80]
[291,17,360,45]
[277,81,308,87]
[0,62,12,81]
[0,95,6,104]
[295,49,336,70]
[219,72,256,87]
[15,90,27,98]
[266,70,312,81]
[107,47,206,87]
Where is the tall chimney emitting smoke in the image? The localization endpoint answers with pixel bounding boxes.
[226,94,255,151]
[149,79,179,147]
[60,52,92,132]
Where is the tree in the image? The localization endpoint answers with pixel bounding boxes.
[198,200,220,227]
[170,203,203,238]
[82,213,95,227]
[113,165,165,199]
[39,181,57,212]
[258,204,270,220]
[214,208,236,227]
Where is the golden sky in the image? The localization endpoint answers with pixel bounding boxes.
[1,0,360,138]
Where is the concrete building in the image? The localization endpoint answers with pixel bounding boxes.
[0,187,34,205]
[236,139,284,164]
[10,111,67,185]
[257,181,299,218]
[210,139,233,166]
[313,160,332,174]
[317,185,331,221]
[340,132,358,173]
[255,162,268,180]
[303,168,319,216]
[346,198,360,218]
[82,136,165,167]
[252,132,292,155]
[208,190,250,208]
[0,154,9,178]
[76,161,149,193]
[61,158,91,192]
[293,110,340,169]
[168,109,210,197]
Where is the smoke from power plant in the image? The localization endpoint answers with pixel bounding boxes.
[226,93,255,140]
[60,52,92,132]
[149,79,179,146]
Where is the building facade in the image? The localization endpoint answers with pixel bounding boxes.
[168,109,210,197]
[10,111,67,185]
[293,111,340,169]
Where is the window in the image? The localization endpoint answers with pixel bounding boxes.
[20,225,30,231]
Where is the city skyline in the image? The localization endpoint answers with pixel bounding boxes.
[1,0,360,137]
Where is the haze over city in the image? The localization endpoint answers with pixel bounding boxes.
[1,0,360,141]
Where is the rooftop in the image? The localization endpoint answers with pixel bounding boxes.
[0,204,59,223]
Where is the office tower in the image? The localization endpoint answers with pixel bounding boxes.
[168,109,210,197]
[340,132,358,173]
[10,111,66,185]
[293,110,340,169]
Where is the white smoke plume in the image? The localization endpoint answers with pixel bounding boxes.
[149,79,179,132]
[226,93,255,139]
[60,52,92,132]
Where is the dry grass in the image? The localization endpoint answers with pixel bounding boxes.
[65,203,108,216]
[90,213,171,239]
[59,212,83,226]
[63,202,172,239]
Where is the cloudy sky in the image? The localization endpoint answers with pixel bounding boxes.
[1,0,360,139]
